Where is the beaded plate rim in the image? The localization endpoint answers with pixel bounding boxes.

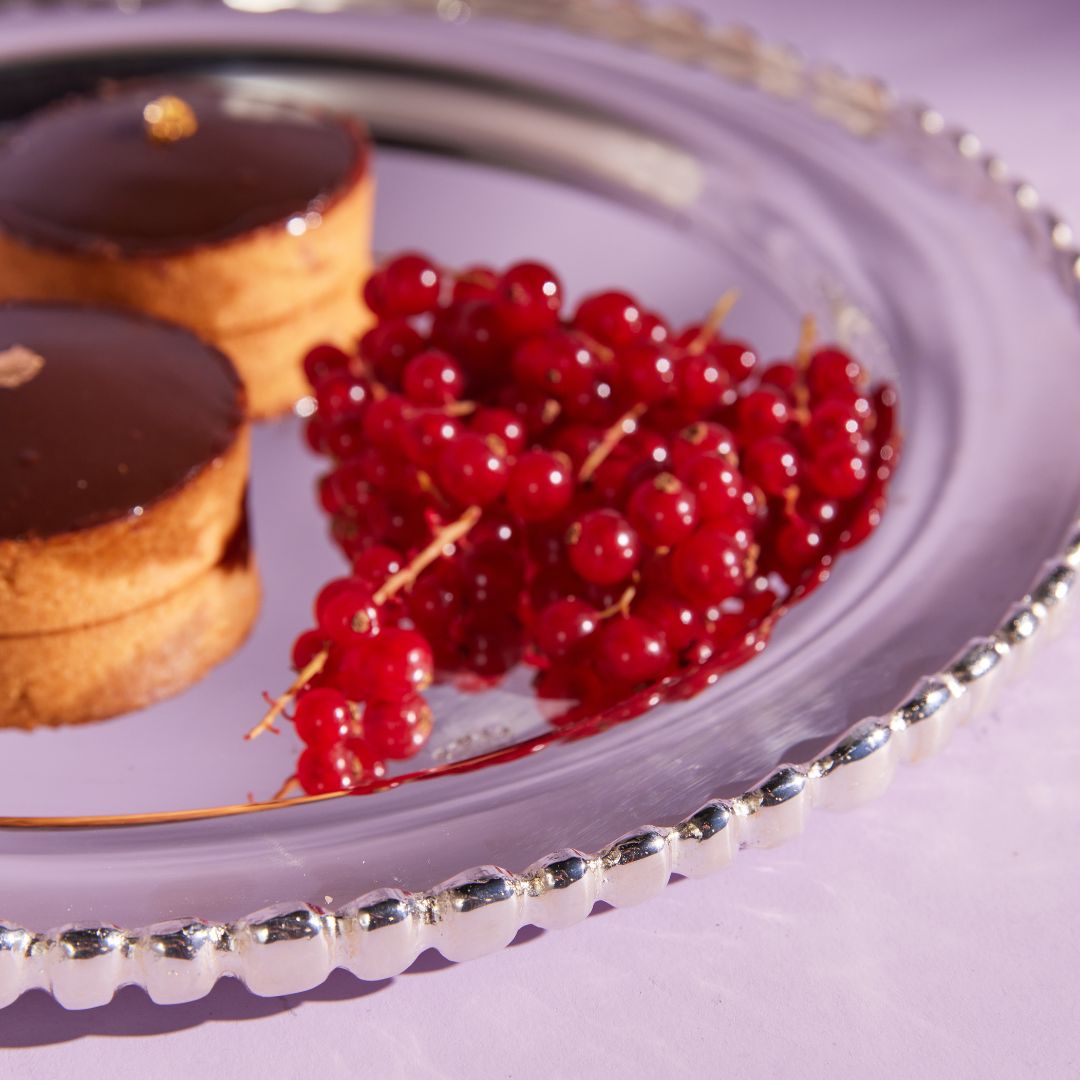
[2,0,1079,1009]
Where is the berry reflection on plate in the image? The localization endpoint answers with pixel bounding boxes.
[251,253,901,800]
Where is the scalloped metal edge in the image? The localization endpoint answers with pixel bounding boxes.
[3,0,1080,1010]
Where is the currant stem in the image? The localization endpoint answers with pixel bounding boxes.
[598,585,637,620]
[578,403,648,483]
[416,470,450,508]
[795,314,817,369]
[570,329,615,362]
[373,505,483,604]
[745,542,761,579]
[249,510,479,744]
[271,776,302,802]
[246,650,329,741]
[686,288,740,356]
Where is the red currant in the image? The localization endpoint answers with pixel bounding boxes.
[639,311,670,344]
[840,495,886,549]
[453,265,499,303]
[464,552,526,608]
[567,509,641,586]
[351,545,404,589]
[807,347,865,400]
[363,694,433,760]
[758,361,799,394]
[671,525,746,605]
[803,398,871,452]
[623,427,670,469]
[670,422,736,473]
[711,340,758,383]
[315,580,380,644]
[626,473,698,548]
[573,290,643,348]
[469,408,527,455]
[597,616,671,683]
[367,253,442,318]
[533,598,598,659]
[296,743,385,795]
[315,375,368,424]
[618,343,676,405]
[336,628,434,700]
[430,300,508,383]
[675,331,756,383]
[799,494,840,527]
[436,433,509,506]
[456,615,524,677]
[304,415,330,455]
[407,562,465,639]
[323,418,365,462]
[807,444,870,499]
[736,386,791,440]
[401,411,462,469]
[550,425,602,471]
[293,688,354,749]
[361,395,410,451]
[559,376,618,426]
[402,349,465,406]
[291,629,328,672]
[680,454,758,533]
[633,591,704,652]
[505,450,575,522]
[358,321,424,387]
[303,343,352,388]
[468,513,524,557]
[675,351,732,413]
[512,332,597,399]
[495,261,562,337]
[742,436,801,498]
[775,514,824,575]
[527,563,585,612]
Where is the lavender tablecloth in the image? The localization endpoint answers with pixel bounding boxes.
[1,1,1078,1075]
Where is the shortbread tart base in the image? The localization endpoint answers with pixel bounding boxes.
[0,539,260,729]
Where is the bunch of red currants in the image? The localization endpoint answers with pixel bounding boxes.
[271,252,898,795]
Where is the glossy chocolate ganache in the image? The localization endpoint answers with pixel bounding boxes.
[0,303,244,540]
[0,82,367,256]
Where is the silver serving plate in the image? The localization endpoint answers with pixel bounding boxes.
[1,0,1079,1009]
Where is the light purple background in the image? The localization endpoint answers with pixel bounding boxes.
[2,1,1080,1075]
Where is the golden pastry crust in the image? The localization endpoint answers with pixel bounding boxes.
[0,428,250,635]
[219,269,371,419]
[0,552,260,729]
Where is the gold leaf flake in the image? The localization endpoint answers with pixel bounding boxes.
[0,345,45,389]
[143,95,198,144]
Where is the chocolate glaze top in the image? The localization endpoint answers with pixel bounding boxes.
[0,82,367,256]
[0,303,244,540]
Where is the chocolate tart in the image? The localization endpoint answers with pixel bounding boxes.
[0,302,250,636]
[0,82,374,417]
